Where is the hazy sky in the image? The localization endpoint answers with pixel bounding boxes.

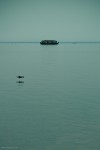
[0,0,100,41]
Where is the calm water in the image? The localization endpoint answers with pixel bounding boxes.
[0,43,100,150]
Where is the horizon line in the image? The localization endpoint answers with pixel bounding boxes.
[0,41,100,43]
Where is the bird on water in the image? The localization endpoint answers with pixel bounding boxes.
[16,75,24,79]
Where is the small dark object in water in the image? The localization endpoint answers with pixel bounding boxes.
[16,81,24,83]
[40,40,59,45]
[16,76,24,78]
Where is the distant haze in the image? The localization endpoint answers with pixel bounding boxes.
[0,0,100,42]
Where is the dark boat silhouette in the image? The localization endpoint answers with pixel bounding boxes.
[40,40,59,45]
[16,76,24,79]
[16,81,24,83]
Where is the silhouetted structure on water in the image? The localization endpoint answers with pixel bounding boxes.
[40,40,59,45]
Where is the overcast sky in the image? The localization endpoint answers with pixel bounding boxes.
[0,0,100,42]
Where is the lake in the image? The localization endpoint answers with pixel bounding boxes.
[0,43,100,150]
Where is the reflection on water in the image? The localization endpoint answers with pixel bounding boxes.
[0,43,100,150]
[16,81,24,86]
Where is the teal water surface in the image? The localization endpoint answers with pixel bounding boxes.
[0,43,100,150]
